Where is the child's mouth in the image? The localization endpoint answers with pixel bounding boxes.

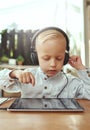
[47,70,57,76]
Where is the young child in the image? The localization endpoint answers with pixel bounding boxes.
[0,27,90,99]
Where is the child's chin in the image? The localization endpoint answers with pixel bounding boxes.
[47,73,56,77]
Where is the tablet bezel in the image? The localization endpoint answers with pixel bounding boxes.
[7,98,84,112]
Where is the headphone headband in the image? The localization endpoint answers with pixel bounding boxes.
[31,27,70,52]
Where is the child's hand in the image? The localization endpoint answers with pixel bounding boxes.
[68,55,86,70]
[10,70,35,86]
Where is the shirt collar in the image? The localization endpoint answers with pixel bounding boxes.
[38,67,63,80]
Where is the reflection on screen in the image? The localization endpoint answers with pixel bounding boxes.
[9,98,84,111]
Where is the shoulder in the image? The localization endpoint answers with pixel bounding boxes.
[65,73,81,83]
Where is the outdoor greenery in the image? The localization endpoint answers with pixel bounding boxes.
[16,55,24,65]
[0,55,9,63]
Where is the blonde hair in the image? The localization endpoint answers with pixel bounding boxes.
[35,29,66,45]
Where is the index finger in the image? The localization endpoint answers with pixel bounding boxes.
[29,73,35,86]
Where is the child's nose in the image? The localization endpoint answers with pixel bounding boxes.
[50,59,56,66]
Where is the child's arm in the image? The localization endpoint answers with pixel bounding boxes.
[9,70,35,86]
[68,55,86,70]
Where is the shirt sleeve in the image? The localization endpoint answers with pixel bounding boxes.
[76,68,90,99]
[77,68,90,84]
[0,69,21,93]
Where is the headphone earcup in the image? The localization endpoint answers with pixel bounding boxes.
[64,53,69,65]
[30,51,39,65]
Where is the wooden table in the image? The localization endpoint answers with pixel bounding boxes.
[0,99,90,130]
[0,64,38,70]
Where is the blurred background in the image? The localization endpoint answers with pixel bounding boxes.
[0,0,90,67]
[0,0,90,97]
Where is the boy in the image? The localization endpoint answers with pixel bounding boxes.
[0,27,90,99]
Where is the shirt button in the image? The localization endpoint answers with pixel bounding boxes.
[87,71,90,76]
[87,71,90,77]
[44,78,47,80]
[43,96,45,98]
[44,86,47,89]
[44,104,47,107]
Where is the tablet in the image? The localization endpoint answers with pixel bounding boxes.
[7,98,84,112]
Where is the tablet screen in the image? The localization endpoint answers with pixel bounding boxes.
[7,98,84,112]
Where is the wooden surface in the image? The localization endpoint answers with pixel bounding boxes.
[2,91,21,97]
[0,99,90,130]
[0,64,38,70]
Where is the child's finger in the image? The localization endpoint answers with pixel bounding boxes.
[29,73,35,86]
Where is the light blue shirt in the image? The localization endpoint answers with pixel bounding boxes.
[0,67,90,99]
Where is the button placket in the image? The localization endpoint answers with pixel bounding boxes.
[42,77,49,98]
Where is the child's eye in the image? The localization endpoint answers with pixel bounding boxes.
[56,57,62,61]
[43,57,50,60]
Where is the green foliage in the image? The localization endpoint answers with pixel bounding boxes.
[0,55,9,63]
[0,29,7,34]
[16,55,24,62]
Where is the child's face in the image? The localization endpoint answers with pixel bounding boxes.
[36,33,67,77]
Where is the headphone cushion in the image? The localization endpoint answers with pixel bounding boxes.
[64,53,69,65]
[31,52,39,65]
